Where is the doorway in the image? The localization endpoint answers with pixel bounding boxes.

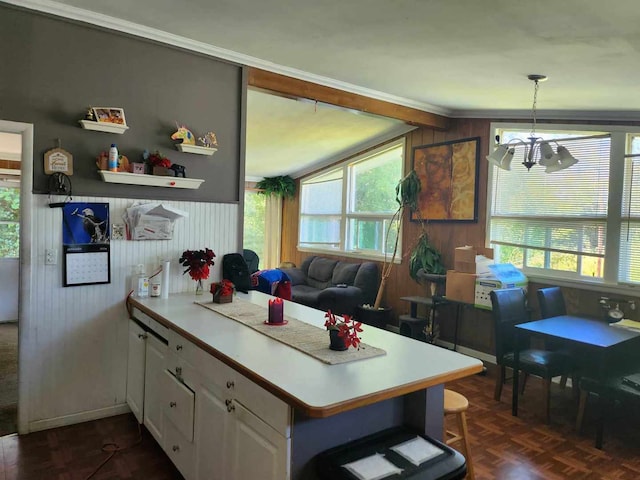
[0,131,21,435]
[0,121,34,436]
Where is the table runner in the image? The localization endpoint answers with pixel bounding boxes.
[195,299,386,365]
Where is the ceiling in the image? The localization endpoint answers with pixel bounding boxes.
[12,0,640,178]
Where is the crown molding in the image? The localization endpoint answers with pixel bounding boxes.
[6,0,450,117]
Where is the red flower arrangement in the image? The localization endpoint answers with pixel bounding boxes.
[324,310,363,350]
[210,279,235,299]
[179,248,216,281]
[148,150,172,168]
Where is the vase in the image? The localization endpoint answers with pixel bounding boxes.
[329,329,348,351]
[213,294,232,304]
[195,279,204,295]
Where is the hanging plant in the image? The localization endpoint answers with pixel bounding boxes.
[255,175,296,199]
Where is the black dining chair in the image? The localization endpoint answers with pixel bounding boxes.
[537,287,572,388]
[490,288,573,423]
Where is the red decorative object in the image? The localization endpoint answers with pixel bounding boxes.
[268,297,284,324]
[324,310,363,350]
[148,150,172,168]
[179,248,216,281]
[210,279,235,303]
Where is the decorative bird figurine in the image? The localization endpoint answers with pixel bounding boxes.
[198,132,218,148]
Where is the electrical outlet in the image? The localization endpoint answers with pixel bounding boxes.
[45,248,57,265]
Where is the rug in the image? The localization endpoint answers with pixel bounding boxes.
[196,299,386,365]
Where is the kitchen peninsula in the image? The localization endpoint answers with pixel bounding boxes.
[127,291,482,479]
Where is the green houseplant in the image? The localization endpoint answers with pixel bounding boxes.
[255,175,296,199]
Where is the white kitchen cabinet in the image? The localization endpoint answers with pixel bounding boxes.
[228,400,291,480]
[126,320,147,424]
[193,380,231,480]
[143,332,167,444]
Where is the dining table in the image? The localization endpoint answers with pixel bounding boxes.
[513,315,640,448]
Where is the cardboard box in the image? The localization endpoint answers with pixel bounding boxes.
[446,270,479,304]
[474,264,528,310]
[454,245,494,274]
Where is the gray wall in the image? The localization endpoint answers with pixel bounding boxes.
[0,4,243,203]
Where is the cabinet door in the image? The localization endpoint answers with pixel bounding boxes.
[143,333,166,444]
[228,400,291,480]
[194,381,231,480]
[126,320,146,424]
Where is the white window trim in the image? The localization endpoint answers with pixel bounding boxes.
[487,122,640,297]
[298,138,405,262]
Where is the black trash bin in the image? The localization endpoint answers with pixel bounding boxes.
[315,426,466,480]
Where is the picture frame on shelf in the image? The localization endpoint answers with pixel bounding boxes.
[410,136,480,223]
[93,107,127,126]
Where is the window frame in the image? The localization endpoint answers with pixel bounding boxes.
[298,138,405,262]
[487,122,637,296]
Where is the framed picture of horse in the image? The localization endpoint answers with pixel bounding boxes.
[92,107,127,126]
[410,137,480,223]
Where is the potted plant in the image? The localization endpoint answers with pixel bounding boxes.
[210,279,235,303]
[255,175,296,198]
[324,310,363,350]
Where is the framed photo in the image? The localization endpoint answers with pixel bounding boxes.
[410,137,480,223]
[92,107,127,126]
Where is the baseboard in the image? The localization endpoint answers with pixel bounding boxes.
[435,339,496,365]
[27,403,131,433]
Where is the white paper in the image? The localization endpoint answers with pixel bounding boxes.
[122,202,187,240]
[342,453,402,480]
[390,436,444,466]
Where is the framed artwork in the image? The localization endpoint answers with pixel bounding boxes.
[410,137,480,223]
[93,107,127,126]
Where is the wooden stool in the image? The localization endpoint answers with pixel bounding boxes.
[444,389,475,480]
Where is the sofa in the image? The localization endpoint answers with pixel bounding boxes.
[280,256,379,316]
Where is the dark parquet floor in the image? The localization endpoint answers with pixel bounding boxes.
[446,366,640,479]
[1,366,640,479]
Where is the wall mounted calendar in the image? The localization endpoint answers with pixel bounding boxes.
[62,202,111,287]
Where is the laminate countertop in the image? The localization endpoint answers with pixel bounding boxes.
[128,291,483,417]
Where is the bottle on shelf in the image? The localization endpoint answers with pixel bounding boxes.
[108,144,118,172]
[131,264,149,298]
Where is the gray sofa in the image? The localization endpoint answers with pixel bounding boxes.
[281,256,379,316]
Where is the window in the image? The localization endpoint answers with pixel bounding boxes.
[487,123,640,287]
[299,139,404,259]
[243,190,266,263]
[0,185,19,258]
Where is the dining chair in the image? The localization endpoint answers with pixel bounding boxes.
[576,364,640,447]
[490,288,573,423]
[537,287,572,389]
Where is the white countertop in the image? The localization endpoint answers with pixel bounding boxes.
[130,291,483,417]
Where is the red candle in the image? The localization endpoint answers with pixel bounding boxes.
[268,298,284,324]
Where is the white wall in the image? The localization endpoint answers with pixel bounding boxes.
[22,194,238,432]
[0,258,18,322]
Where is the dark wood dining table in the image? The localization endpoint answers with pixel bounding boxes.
[513,315,640,447]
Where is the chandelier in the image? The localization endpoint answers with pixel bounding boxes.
[487,74,579,173]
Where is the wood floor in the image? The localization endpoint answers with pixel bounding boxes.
[1,367,639,479]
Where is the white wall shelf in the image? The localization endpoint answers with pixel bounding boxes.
[175,144,217,155]
[79,120,129,134]
[98,170,204,189]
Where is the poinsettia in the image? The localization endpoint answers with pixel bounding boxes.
[324,310,363,349]
[179,248,216,281]
[210,279,235,297]
[147,150,172,168]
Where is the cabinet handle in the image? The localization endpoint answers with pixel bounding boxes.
[227,403,235,413]
[226,380,234,389]
[225,399,232,406]
[176,344,183,351]
[169,401,176,408]
[137,333,147,340]
[172,445,180,452]
[175,367,182,376]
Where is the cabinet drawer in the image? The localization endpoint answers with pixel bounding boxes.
[132,309,169,340]
[163,369,195,442]
[164,417,195,480]
[234,373,291,438]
